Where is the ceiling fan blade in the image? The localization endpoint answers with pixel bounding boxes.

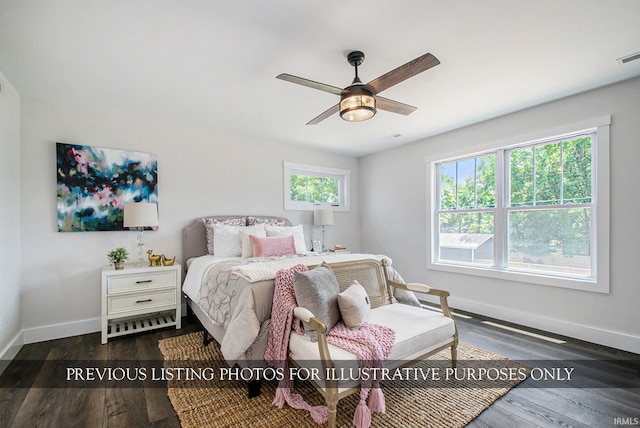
[376,96,417,115]
[306,104,340,125]
[276,73,342,95]
[364,53,440,95]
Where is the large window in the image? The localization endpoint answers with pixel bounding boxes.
[283,162,350,211]
[428,117,610,292]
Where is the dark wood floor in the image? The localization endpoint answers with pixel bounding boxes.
[1,311,638,428]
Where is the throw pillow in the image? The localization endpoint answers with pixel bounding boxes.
[246,216,287,226]
[213,223,264,257]
[338,280,371,330]
[265,224,308,253]
[293,262,341,336]
[202,216,246,254]
[250,235,297,257]
[240,225,267,257]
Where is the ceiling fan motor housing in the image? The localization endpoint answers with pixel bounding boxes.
[340,84,376,122]
[339,50,376,121]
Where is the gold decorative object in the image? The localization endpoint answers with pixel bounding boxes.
[147,249,162,267]
[161,255,176,266]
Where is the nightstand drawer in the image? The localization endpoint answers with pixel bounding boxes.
[107,271,176,294]
[108,289,176,314]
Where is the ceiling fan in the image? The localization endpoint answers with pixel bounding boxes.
[276,50,440,125]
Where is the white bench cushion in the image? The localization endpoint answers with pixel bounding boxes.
[289,303,455,364]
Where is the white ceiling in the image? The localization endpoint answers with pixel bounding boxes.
[1,0,639,156]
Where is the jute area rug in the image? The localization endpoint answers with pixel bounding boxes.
[159,332,520,428]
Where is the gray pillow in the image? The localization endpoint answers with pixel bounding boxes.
[293,262,341,335]
[338,280,370,330]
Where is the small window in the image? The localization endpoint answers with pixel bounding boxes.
[283,162,350,211]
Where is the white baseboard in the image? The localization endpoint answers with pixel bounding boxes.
[450,297,640,355]
[0,330,24,376]
[0,318,100,376]
[22,317,100,345]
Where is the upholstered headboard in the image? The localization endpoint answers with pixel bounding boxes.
[182,215,292,263]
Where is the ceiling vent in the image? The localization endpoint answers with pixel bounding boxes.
[616,51,640,65]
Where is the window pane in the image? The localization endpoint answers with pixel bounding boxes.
[535,143,561,205]
[307,176,324,202]
[510,148,534,206]
[439,163,456,210]
[563,136,592,204]
[456,158,476,209]
[324,177,339,204]
[476,155,495,208]
[438,155,495,210]
[290,174,309,202]
[438,212,494,265]
[508,208,591,276]
[290,173,340,204]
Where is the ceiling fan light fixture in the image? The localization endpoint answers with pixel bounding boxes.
[339,85,376,122]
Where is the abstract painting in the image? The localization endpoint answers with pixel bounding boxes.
[56,143,158,232]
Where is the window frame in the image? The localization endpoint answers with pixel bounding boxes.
[426,116,610,293]
[283,161,350,211]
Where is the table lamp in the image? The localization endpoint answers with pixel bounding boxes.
[314,209,334,251]
[123,202,159,266]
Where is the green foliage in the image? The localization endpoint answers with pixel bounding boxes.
[107,247,129,264]
[290,174,340,204]
[438,134,593,269]
[439,155,495,234]
[508,136,592,257]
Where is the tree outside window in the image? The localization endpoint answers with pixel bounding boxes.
[435,132,595,278]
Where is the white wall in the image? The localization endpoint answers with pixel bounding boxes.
[360,76,640,354]
[19,97,360,342]
[0,71,22,368]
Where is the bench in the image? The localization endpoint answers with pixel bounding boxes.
[290,259,458,428]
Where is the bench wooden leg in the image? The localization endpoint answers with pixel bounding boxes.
[326,390,338,428]
[451,344,458,368]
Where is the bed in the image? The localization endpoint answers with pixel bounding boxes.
[181,215,419,394]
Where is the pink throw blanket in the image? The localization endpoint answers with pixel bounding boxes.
[265,264,395,428]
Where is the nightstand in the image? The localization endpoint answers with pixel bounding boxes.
[101,263,181,344]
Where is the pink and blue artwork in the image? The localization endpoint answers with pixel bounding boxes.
[56,143,158,232]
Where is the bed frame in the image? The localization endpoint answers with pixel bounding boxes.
[182,215,292,396]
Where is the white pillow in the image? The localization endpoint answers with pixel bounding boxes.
[265,224,307,253]
[338,280,371,330]
[213,223,265,257]
[240,228,267,258]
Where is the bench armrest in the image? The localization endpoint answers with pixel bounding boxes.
[293,306,312,322]
[292,306,334,373]
[293,307,328,333]
[387,279,454,319]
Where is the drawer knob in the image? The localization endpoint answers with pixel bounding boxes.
[135,299,153,303]
[135,280,153,284]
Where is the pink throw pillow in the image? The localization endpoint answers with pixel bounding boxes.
[250,235,297,257]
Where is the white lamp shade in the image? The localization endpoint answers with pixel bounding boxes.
[123,202,159,228]
[314,209,334,226]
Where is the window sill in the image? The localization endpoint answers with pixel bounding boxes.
[427,260,609,294]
